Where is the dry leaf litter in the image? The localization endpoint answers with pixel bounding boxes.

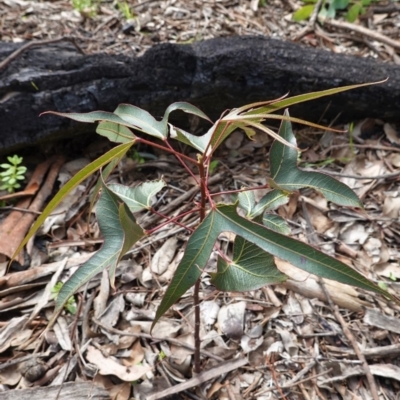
[0,1,400,399]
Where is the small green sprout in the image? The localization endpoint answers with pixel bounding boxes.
[117,1,134,19]
[0,155,27,193]
[72,0,97,16]
[51,282,77,314]
[208,160,219,175]
[293,0,379,23]
[158,350,166,361]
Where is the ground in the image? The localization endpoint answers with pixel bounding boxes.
[0,1,400,399]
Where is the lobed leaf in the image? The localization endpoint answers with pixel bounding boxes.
[153,204,389,327]
[210,236,287,291]
[12,142,133,262]
[113,104,166,139]
[269,110,362,207]
[237,189,256,217]
[252,189,289,218]
[107,180,166,213]
[55,183,145,312]
[96,121,136,143]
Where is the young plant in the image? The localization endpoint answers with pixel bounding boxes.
[51,282,77,315]
[13,80,395,374]
[293,0,378,23]
[72,0,97,17]
[0,155,27,193]
[117,1,134,20]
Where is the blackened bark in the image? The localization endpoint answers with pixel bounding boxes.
[0,36,398,152]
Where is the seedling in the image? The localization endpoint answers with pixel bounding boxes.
[117,1,134,20]
[0,155,27,193]
[72,0,98,16]
[293,0,379,23]
[51,282,77,315]
[14,80,395,374]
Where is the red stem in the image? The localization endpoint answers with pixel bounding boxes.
[210,184,270,197]
[135,137,197,165]
[164,140,199,184]
[145,208,199,235]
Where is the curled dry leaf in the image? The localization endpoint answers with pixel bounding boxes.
[86,345,151,382]
[217,301,246,340]
[200,300,220,327]
[151,237,178,275]
[382,194,400,218]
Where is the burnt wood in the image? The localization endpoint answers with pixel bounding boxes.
[0,35,399,152]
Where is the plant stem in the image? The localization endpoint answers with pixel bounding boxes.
[192,157,209,374]
[193,278,201,374]
[164,140,200,184]
[135,137,197,165]
[145,207,199,235]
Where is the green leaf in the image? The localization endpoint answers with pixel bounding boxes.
[113,104,166,139]
[347,3,362,21]
[333,0,349,9]
[170,125,213,154]
[322,2,337,19]
[237,189,256,217]
[209,160,219,175]
[293,5,315,21]
[16,166,27,174]
[96,121,136,143]
[43,109,157,140]
[245,81,386,116]
[162,102,211,127]
[0,169,13,176]
[153,204,389,327]
[12,142,133,262]
[55,182,144,312]
[252,189,289,218]
[262,214,291,235]
[210,236,287,291]
[269,110,362,207]
[43,110,136,127]
[107,180,166,213]
[171,103,296,155]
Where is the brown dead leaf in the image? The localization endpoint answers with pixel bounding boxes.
[217,301,246,340]
[382,194,400,218]
[121,338,145,366]
[109,382,132,400]
[150,236,178,275]
[384,123,400,145]
[86,345,151,381]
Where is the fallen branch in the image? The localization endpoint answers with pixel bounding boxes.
[321,17,400,51]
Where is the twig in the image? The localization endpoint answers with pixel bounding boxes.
[305,168,400,180]
[92,319,224,362]
[0,37,84,72]
[322,143,400,155]
[253,369,331,397]
[0,352,49,371]
[319,280,380,400]
[146,357,248,400]
[326,343,400,359]
[292,0,324,41]
[140,172,224,228]
[320,17,400,51]
[371,4,400,14]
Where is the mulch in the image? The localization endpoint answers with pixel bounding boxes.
[0,1,400,399]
